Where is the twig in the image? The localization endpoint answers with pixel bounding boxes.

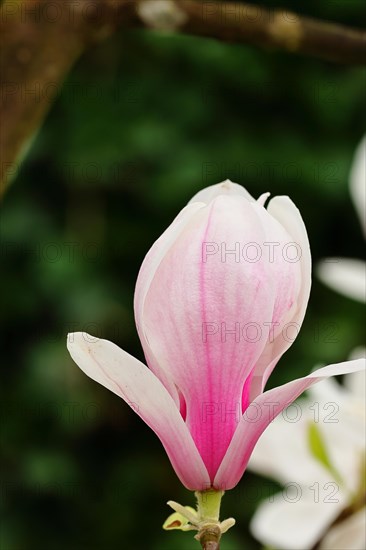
[174,1,366,65]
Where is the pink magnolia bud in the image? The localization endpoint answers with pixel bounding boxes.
[67,180,365,491]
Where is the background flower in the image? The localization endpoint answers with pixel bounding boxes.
[317,135,366,303]
[248,367,366,549]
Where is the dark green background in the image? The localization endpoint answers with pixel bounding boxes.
[1,1,365,548]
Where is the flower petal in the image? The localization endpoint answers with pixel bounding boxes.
[319,507,366,550]
[142,194,280,480]
[317,258,366,303]
[249,195,312,398]
[247,400,328,485]
[188,179,256,205]
[308,374,366,493]
[344,363,366,401]
[214,359,365,490]
[134,201,206,405]
[250,490,346,550]
[67,332,210,490]
[349,135,366,236]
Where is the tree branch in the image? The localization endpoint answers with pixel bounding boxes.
[174,1,366,65]
[0,0,124,196]
[1,0,365,197]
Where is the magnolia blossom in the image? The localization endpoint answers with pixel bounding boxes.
[317,135,366,303]
[67,180,364,492]
[249,368,366,550]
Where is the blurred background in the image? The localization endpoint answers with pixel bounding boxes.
[1,0,365,548]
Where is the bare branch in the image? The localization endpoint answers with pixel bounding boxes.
[173,1,366,65]
[119,1,366,66]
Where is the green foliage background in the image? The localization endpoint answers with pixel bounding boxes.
[1,1,365,548]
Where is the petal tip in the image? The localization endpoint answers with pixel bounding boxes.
[66,332,100,351]
[257,191,271,207]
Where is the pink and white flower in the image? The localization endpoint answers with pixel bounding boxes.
[67,180,365,492]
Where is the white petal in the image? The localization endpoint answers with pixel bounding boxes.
[257,191,270,206]
[319,507,366,550]
[250,491,346,550]
[248,403,328,485]
[307,376,345,403]
[67,333,210,490]
[349,135,366,236]
[317,258,366,303]
[344,364,366,401]
[348,346,366,361]
[187,179,256,205]
[307,374,365,493]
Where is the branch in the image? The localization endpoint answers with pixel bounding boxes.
[120,1,366,66]
[173,1,366,65]
[1,0,365,197]
[0,0,125,196]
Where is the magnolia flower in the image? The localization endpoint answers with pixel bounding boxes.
[248,368,366,550]
[317,135,366,303]
[67,180,364,541]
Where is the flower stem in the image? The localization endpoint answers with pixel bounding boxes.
[196,489,224,521]
[195,490,224,549]
[165,489,235,547]
[198,525,221,549]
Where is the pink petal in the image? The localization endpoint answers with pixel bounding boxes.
[188,179,256,204]
[249,195,312,399]
[142,194,297,480]
[214,359,365,490]
[67,332,210,490]
[134,201,206,407]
